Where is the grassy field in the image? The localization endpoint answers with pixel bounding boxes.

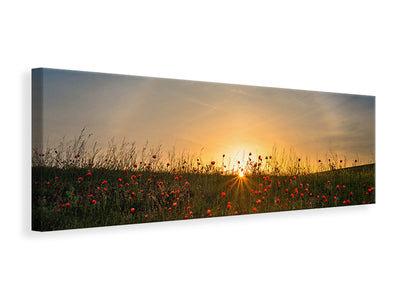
[32,162,375,231]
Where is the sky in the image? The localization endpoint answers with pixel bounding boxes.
[34,68,375,165]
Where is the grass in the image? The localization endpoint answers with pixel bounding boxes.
[32,162,375,231]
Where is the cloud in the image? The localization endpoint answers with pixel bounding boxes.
[38,68,375,163]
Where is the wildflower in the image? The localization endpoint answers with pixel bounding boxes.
[221,192,226,197]
[211,161,216,165]
[78,177,83,181]
[253,207,257,212]
[152,155,156,159]
[92,200,96,204]
[130,208,135,213]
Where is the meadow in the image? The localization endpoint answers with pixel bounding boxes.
[32,131,375,231]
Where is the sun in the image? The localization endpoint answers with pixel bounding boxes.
[238,170,245,178]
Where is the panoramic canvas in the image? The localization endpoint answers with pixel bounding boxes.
[32,68,375,231]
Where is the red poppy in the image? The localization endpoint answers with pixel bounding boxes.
[130,208,135,213]
[211,161,216,165]
[152,155,156,159]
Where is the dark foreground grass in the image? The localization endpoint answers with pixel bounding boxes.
[32,164,375,231]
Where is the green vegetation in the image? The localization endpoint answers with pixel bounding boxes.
[32,163,375,231]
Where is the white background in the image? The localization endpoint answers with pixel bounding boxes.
[1,1,399,299]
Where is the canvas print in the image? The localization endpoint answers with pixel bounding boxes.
[32,68,375,231]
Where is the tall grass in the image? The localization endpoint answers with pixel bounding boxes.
[32,130,375,231]
[33,129,368,176]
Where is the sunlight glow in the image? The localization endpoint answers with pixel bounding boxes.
[238,170,244,178]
